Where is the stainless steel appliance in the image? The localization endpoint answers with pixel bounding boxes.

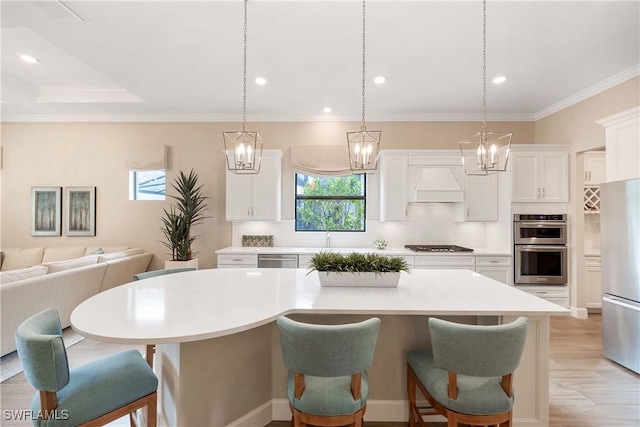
[257,254,298,268]
[600,178,640,374]
[404,245,473,253]
[514,214,568,285]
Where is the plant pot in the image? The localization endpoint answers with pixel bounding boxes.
[165,258,199,270]
[317,271,401,288]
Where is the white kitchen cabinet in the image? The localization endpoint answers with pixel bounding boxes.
[217,254,258,268]
[414,255,475,270]
[298,254,315,269]
[379,154,408,221]
[463,163,498,221]
[516,285,569,308]
[585,256,602,309]
[226,152,282,221]
[511,151,569,202]
[584,152,606,185]
[596,107,639,183]
[476,256,512,285]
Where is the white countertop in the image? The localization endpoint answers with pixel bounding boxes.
[71,268,567,345]
[215,246,511,256]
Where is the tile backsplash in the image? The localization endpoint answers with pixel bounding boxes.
[232,203,488,250]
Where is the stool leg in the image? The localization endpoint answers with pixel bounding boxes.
[407,366,416,427]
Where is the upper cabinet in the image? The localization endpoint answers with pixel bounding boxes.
[596,107,640,183]
[463,156,498,221]
[584,152,606,186]
[511,149,569,202]
[226,150,282,221]
[379,154,408,221]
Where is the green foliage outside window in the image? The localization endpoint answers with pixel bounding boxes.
[295,174,365,232]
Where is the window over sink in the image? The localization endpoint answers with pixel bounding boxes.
[294,173,366,232]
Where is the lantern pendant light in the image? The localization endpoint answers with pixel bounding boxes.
[459,0,511,175]
[347,0,380,174]
[223,0,263,174]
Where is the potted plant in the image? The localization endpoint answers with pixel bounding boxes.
[308,252,410,287]
[161,169,208,269]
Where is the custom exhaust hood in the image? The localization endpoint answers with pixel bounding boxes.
[411,166,464,202]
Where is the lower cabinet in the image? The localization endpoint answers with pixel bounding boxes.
[414,255,476,270]
[585,256,602,310]
[475,256,512,286]
[217,254,258,268]
[516,285,569,308]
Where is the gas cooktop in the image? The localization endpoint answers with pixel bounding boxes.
[404,245,474,253]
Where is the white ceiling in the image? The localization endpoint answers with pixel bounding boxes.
[1,0,638,122]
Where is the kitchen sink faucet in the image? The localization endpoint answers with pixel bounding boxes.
[326,232,331,248]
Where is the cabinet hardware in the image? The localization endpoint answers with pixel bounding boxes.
[489,260,499,263]
[541,188,545,198]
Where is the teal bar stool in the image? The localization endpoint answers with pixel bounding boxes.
[276,316,381,427]
[133,266,196,281]
[15,308,158,426]
[407,317,529,427]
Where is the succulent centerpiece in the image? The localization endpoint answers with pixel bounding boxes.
[308,251,410,288]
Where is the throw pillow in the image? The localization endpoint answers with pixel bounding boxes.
[88,248,105,255]
[0,265,49,285]
[42,255,99,274]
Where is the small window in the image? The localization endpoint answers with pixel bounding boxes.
[295,173,366,232]
[129,170,166,200]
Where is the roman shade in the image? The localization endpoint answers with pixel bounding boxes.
[124,144,168,171]
[291,145,351,176]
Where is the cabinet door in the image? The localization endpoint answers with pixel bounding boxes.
[585,153,606,185]
[476,267,511,286]
[225,172,253,221]
[511,153,539,202]
[539,153,569,202]
[380,155,408,221]
[251,156,281,221]
[585,257,602,309]
[464,169,498,221]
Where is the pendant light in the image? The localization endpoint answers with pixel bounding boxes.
[459,0,511,175]
[223,0,263,174]
[347,0,380,174]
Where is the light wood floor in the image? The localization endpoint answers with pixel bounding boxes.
[1,315,638,427]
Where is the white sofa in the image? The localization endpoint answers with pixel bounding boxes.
[0,246,153,356]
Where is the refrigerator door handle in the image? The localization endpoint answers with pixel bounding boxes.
[603,295,640,313]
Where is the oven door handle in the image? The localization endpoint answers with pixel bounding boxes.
[516,245,567,252]
[516,222,566,228]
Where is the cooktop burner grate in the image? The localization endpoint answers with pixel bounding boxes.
[404,245,474,253]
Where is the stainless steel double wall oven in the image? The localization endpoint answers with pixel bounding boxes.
[514,214,568,285]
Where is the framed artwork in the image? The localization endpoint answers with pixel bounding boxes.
[31,187,62,236]
[65,187,96,236]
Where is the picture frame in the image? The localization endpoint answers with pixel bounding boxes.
[65,186,96,236]
[31,187,62,236]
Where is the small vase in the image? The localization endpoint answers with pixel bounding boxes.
[165,258,199,270]
[317,271,401,288]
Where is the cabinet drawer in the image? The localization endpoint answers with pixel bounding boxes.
[516,285,569,297]
[298,254,315,269]
[217,254,258,267]
[476,256,511,267]
[585,256,601,267]
[414,255,475,268]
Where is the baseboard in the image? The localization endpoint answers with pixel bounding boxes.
[227,400,272,427]
[571,306,589,319]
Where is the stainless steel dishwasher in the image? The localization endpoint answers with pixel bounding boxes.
[257,254,299,268]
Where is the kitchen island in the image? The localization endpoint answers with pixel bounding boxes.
[71,268,568,427]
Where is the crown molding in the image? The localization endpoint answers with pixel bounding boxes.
[595,106,640,128]
[535,64,640,121]
[0,112,536,123]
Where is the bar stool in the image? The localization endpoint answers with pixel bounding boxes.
[407,317,529,427]
[276,316,381,427]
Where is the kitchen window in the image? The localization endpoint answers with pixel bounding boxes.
[129,170,166,200]
[295,173,366,232]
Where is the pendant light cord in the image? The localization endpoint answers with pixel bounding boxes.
[482,0,487,136]
[242,0,248,133]
[361,0,366,131]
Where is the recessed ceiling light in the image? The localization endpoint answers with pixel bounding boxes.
[255,77,267,85]
[374,76,386,84]
[492,75,507,84]
[323,107,332,113]
[19,54,38,64]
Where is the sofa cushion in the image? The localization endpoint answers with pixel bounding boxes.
[0,265,49,284]
[97,248,143,263]
[42,247,87,263]
[43,255,99,274]
[0,248,44,271]
[85,246,129,256]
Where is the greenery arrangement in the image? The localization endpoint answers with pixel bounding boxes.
[160,169,208,261]
[308,252,411,275]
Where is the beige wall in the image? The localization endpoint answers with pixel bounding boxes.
[0,120,534,269]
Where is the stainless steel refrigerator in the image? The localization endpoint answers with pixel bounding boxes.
[600,178,640,374]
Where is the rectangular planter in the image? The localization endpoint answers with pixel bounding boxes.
[317,271,401,288]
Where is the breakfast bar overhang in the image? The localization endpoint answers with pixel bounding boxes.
[71,268,569,427]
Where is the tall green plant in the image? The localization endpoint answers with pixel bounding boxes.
[161,169,208,261]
